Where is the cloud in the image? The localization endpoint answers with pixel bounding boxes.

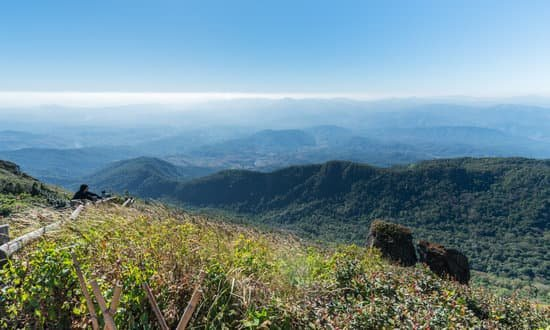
[0,91,389,108]
[3,91,550,108]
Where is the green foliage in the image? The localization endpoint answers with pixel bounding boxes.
[0,242,82,329]
[0,202,547,329]
[0,194,27,216]
[83,157,213,198]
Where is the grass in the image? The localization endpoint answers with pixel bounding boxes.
[0,193,34,217]
[0,193,73,238]
[1,159,69,220]
[1,201,548,329]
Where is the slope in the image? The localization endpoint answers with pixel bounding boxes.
[83,157,215,197]
[0,201,547,328]
[0,160,67,216]
[172,158,550,287]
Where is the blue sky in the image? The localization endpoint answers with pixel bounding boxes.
[1,0,549,98]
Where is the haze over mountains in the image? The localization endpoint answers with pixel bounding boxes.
[1,100,550,190]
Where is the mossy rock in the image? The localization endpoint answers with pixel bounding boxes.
[366,220,417,266]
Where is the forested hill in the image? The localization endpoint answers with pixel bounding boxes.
[81,157,214,195]
[173,158,550,284]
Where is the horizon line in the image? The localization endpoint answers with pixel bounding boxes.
[1,91,550,108]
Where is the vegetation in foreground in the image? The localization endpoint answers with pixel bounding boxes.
[1,202,548,329]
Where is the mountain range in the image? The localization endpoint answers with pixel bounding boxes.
[5,123,549,189]
[2,102,550,187]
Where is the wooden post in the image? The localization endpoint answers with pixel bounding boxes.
[0,224,9,245]
[103,284,123,330]
[72,255,100,330]
[90,280,117,330]
[110,284,123,315]
[142,282,170,330]
[95,197,116,205]
[70,204,85,220]
[176,271,206,330]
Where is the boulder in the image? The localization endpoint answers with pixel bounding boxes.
[366,220,417,266]
[417,240,470,284]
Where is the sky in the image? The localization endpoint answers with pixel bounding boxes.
[1,0,550,106]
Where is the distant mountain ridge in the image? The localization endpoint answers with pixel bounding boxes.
[0,130,73,151]
[368,126,550,157]
[3,121,550,188]
[194,129,317,156]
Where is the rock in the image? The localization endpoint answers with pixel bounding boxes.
[0,160,21,175]
[417,240,470,284]
[366,220,417,266]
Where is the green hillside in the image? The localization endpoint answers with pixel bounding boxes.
[82,157,214,196]
[168,158,549,294]
[0,160,68,216]
[1,202,548,328]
